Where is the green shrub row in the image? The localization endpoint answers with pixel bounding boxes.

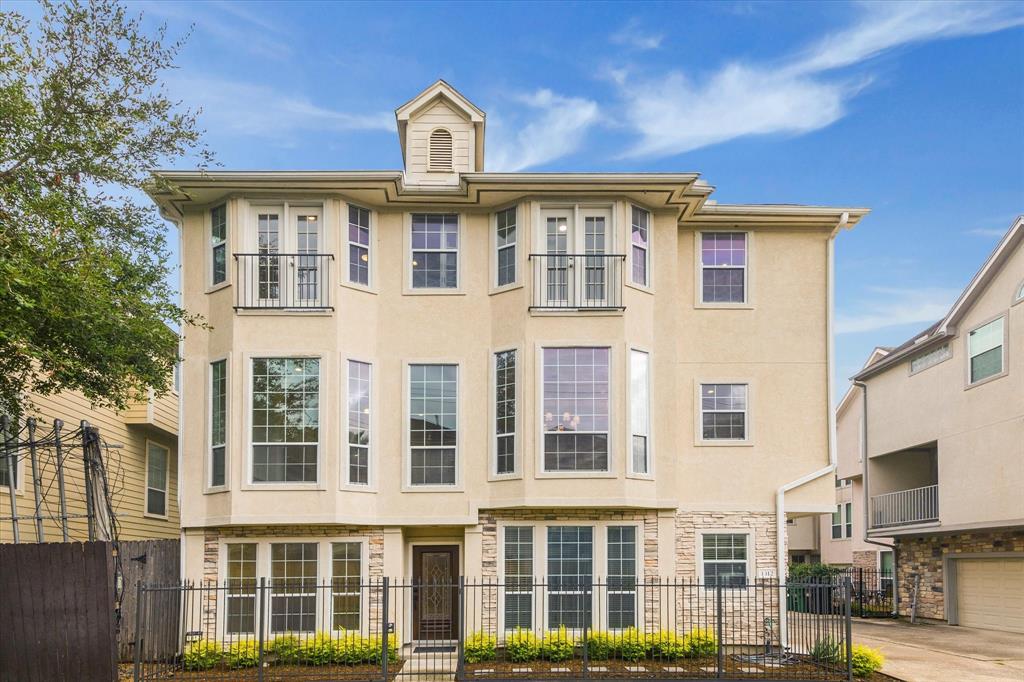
[464,627,719,664]
[811,637,885,678]
[182,632,399,671]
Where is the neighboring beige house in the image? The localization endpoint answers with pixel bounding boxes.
[848,216,1024,634]
[147,81,867,640]
[0,388,180,543]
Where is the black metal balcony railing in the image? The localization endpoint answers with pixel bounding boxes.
[234,253,334,310]
[529,253,626,310]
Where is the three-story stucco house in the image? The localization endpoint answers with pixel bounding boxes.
[147,81,867,641]
[849,216,1023,633]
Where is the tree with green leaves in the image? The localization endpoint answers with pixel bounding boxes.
[0,0,209,417]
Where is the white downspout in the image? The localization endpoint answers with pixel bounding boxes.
[776,211,848,648]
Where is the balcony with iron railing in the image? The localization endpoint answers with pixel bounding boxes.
[234,253,334,310]
[870,484,939,529]
[529,253,626,311]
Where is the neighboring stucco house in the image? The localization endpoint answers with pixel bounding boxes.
[849,216,1023,633]
[146,81,867,641]
[1,388,180,543]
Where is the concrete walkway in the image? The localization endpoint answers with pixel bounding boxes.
[852,619,1024,682]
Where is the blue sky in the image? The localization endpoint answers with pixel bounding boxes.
[18,0,1023,400]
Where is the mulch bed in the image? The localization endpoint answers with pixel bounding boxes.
[119,661,404,681]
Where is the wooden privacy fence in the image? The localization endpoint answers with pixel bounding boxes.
[0,539,180,682]
[0,542,117,682]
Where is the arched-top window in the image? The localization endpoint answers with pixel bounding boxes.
[428,128,453,171]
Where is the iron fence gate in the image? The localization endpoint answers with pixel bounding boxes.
[133,578,853,681]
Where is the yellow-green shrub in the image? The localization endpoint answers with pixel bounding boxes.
[224,640,259,669]
[649,631,687,660]
[267,635,302,664]
[464,632,497,663]
[505,628,540,662]
[618,628,649,661]
[540,626,575,662]
[182,640,222,671]
[585,631,617,659]
[848,644,884,678]
[683,628,717,658]
[300,633,337,666]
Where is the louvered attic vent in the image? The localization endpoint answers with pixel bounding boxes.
[428,128,454,171]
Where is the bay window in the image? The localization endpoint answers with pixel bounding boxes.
[607,526,637,628]
[226,544,257,634]
[503,526,533,629]
[251,358,319,483]
[495,350,516,475]
[331,542,362,629]
[542,347,610,472]
[631,206,650,286]
[348,205,371,286]
[629,350,650,474]
[347,360,371,485]
[210,360,226,488]
[496,206,517,287]
[211,204,227,286]
[547,526,592,628]
[411,213,458,289]
[270,542,317,633]
[409,364,457,485]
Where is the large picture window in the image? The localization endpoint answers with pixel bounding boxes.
[542,347,610,472]
[503,526,533,629]
[967,317,1004,384]
[411,214,458,289]
[409,364,457,485]
[700,232,747,303]
[210,360,227,487]
[630,350,650,474]
[495,350,516,475]
[700,383,748,441]
[332,542,362,630]
[251,358,319,483]
[496,207,517,287]
[347,360,371,485]
[270,543,318,633]
[211,204,227,285]
[348,205,371,285]
[226,544,257,634]
[631,206,650,286]
[701,533,748,587]
[547,526,593,628]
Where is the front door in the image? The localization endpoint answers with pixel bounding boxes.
[413,545,459,640]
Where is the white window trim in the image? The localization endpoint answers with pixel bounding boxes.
[342,201,377,294]
[0,416,23,496]
[242,352,326,491]
[694,230,754,309]
[402,359,463,492]
[695,529,755,588]
[207,201,230,293]
[964,313,1008,389]
[217,537,371,640]
[490,346,522,481]
[491,204,522,293]
[534,343,616,479]
[845,501,853,539]
[205,355,230,493]
[404,212,464,295]
[626,346,654,479]
[496,520,644,634]
[143,439,170,519]
[1014,279,1024,305]
[694,379,754,447]
[625,204,653,293]
[342,356,377,492]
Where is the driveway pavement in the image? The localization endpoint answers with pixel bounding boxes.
[852,619,1024,681]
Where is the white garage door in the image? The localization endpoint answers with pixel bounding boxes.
[956,558,1024,633]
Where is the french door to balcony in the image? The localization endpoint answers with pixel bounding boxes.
[542,207,611,308]
[252,205,323,308]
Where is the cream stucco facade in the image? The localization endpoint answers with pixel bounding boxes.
[148,82,868,631]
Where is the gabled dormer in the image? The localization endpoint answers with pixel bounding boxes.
[395,80,486,185]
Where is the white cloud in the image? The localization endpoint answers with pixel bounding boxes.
[488,90,600,172]
[134,1,293,59]
[836,286,958,334]
[610,18,663,51]
[617,1,1024,158]
[171,77,393,140]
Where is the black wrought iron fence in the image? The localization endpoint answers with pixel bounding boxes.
[787,569,895,618]
[529,253,626,310]
[132,579,853,681]
[233,253,334,310]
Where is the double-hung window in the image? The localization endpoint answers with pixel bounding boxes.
[700,232,747,303]
[226,544,257,634]
[270,542,317,633]
[607,526,637,628]
[211,204,227,286]
[411,214,458,289]
[251,358,319,483]
[547,526,593,628]
[210,360,227,488]
[347,360,371,485]
[631,206,650,286]
[503,527,533,629]
[700,384,748,441]
[332,542,362,629]
[967,317,1005,384]
[495,350,516,475]
[145,442,168,516]
[845,502,853,538]
[496,207,517,287]
[701,533,748,587]
[348,205,371,286]
[542,347,610,472]
[831,505,843,539]
[630,350,650,474]
[409,364,457,485]
[0,417,17,489]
